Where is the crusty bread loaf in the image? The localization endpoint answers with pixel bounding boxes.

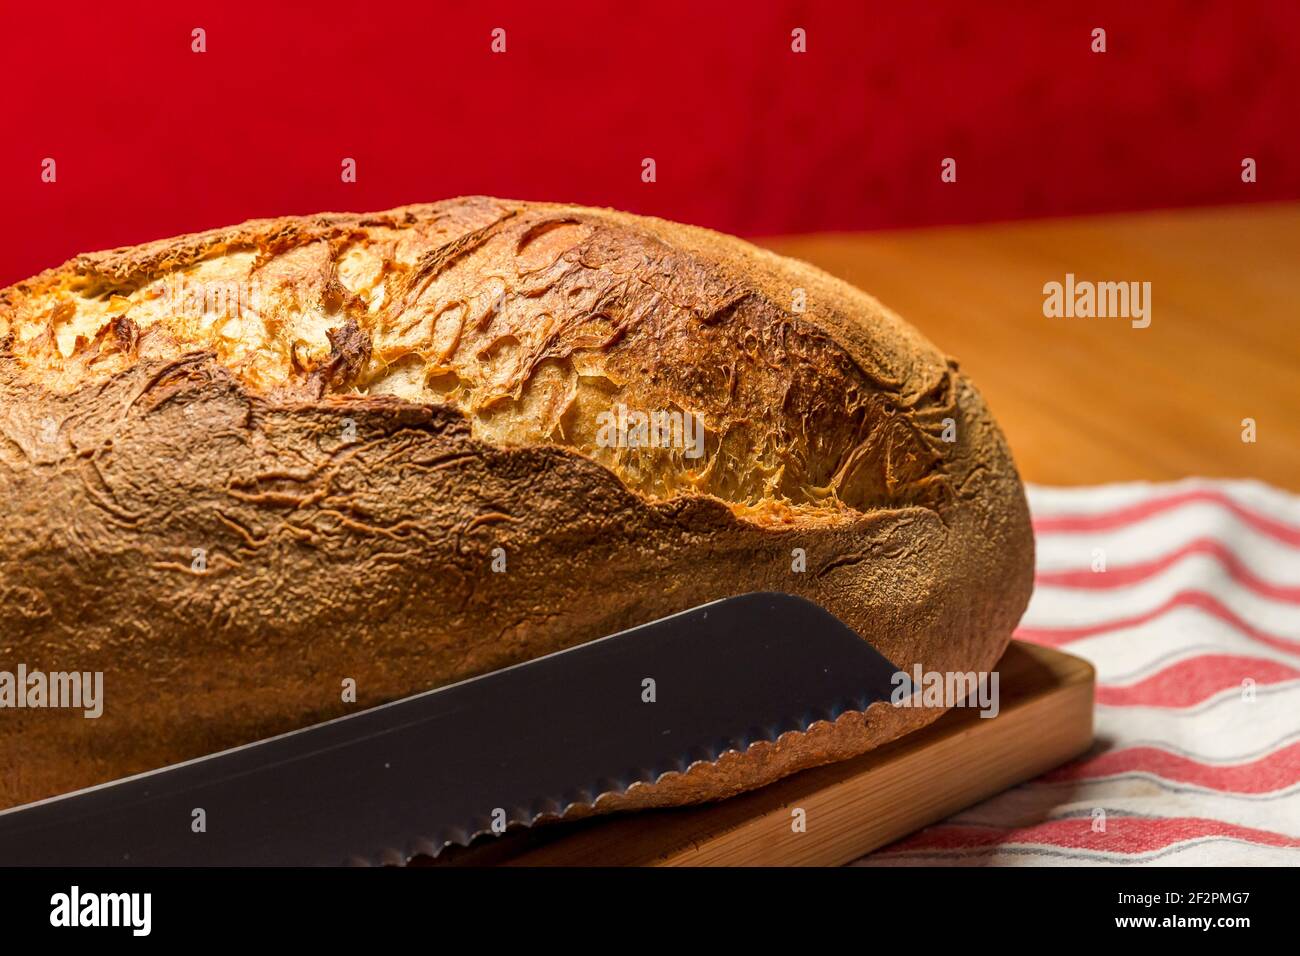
[0,197,1033,820]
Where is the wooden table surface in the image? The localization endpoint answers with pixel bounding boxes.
[760,203,1300,492]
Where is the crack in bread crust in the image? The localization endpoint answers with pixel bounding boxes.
[0,198,1034,815]
[4,198,961,520]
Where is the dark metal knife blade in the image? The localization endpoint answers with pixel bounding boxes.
[0,592,904,866]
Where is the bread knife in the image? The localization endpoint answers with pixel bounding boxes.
[0,592,906,866]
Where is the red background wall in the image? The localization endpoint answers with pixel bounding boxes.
[2,0,1297,285]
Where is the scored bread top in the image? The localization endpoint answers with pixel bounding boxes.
[0,197,965,523]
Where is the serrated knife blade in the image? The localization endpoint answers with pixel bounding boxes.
[0,592,906,866]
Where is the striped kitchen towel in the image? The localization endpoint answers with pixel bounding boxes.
[856,479,1300,866]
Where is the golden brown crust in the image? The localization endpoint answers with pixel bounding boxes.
[0,198,1033,818]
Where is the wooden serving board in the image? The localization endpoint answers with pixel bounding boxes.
[432,641,1094,866]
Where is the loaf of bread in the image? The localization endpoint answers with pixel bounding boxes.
[0,197,1033,819]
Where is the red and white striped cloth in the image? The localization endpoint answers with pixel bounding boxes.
[856,479,1300,866]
